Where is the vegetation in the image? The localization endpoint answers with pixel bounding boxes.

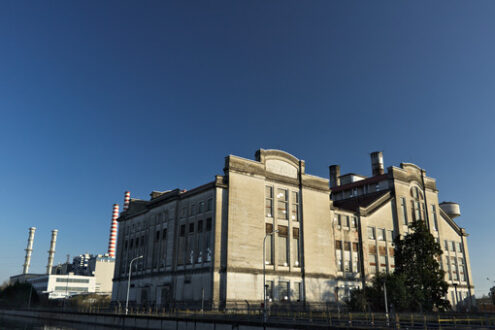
[0,281,39,307]
[348,220,450,312]
[490,286,495,305]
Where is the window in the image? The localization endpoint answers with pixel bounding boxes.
[279,281,289,301]
[335,240,343,271]
[265,223,273,265]
[178,225,186,265]
[291,191,299,221]
[446,256,452,280]
[431,204,438,231]
[351,216,357,228]
[334,214,341,227]
[277,189,288,219]
[459,258,466,282]
[205,218,212,262]
[343,242,351,272]
[444,240,449,251]
[187,224,194,264]
[451,241,456,253]
[451,257,458,281]
[292,228,300,267]
[368,227,376,240]
[266,281,274,301]
[400,197,408,225]
[379,255,387,272]
[457,242,463,253]
[265,186,273,217]
[386,230,394,242]
[293,283,301,301]
[190,204,195,216]
[182,207,187,218]
[344,216,350,228]
[411,201,421,220]
[352,243,359,273]
[278,226,288,266]
[369,254,377,274]
[207,198,213,211]
[377,228,385,241]
[199,201,205,213]
[156,231,160,242]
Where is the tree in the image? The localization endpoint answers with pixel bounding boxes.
[0,282,39,307]
[490,286,495,305]
[348,220,450,313]
[394,220,450,312]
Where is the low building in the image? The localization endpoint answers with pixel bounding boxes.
[111,149,474,310]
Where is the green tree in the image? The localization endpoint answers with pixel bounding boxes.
[394,220,450,312]
[490,286,495,305]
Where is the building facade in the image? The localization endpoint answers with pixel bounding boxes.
[111,149,474,309]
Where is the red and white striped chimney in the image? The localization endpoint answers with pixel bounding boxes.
[107,204,119,258]
[123,191,130,211]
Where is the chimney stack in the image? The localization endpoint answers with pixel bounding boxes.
[329,165,341,188]
[46,229,58,275]
[108,204,119,258]
[123,191,130,211]
[370,151,384,176]
[23,227,36,274]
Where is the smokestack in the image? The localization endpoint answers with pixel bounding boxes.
[46,229,58,275]
[123,191,130,211]
[329,165,341,188]
[108,204,119,258]
[23,227,36,274]
[370,151,384,176]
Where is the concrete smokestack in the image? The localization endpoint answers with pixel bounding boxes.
[46,229,58,275]
[108,204,119,258]
[123,191,130,211]
[329,165,341,188]
[370,151,384,176]
[23,227,36,274]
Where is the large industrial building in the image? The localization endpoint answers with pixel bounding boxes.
[111,149,474,310]
[11,226,115,299]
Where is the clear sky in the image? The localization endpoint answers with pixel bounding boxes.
[1,1,494,295]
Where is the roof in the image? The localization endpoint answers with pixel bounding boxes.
[331,174,388,192]
[333,190,390,213]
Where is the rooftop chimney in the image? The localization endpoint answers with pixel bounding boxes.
[123,191,130,211]
[46,229,58,275]
[107,204,119,258]
[370,151,384,176]
[22,227,36,274]
[329,165,341,188]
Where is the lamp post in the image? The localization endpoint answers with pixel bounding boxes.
[126,255,143,315]
[263,230,279,322]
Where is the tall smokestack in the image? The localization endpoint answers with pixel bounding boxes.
[329,165,341,188]
[123,191,130,211]
[23,227,36,274]
[370,151,384,176]
[46,229,58,275]
[108,204,119,258]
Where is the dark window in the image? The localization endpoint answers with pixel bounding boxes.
[206,218,212,231]
[198,220,203,232]
[141,236,145,246]
[189,223,194,233]
[162,229,167,239]
[156,231,160,241]
[180,225,185,236]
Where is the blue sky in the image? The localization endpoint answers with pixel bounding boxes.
[1,1,494,295]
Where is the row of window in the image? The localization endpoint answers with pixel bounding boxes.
[265,186,299,221]
[177,218,213,265]
[335,241,360,273]
[368,254,395,274]
[444,240,463,253]
[334,214,358,229]
[265,280,302,302]
[181,198,214,218]
[265,223,300,267]
[54,286,89,292]
[367,227,394,242]
[445,256,466,282]
[399,198,439,231]
[55,278,90,283]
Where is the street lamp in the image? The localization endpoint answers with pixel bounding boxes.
[126,255,143,315]
[263,230,279,322]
